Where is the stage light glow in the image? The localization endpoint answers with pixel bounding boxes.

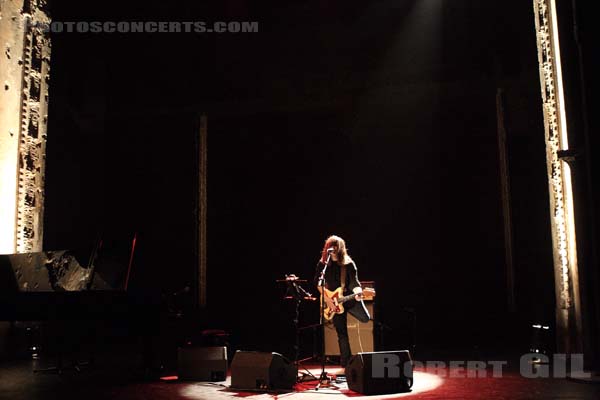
[0,0,19,254]
[0,140,18,253]
[179,368,443,399]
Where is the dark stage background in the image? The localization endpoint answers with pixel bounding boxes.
[42,0,560,360]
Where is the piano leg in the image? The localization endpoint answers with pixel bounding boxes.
[33,319,93,375]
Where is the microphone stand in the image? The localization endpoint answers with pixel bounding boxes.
[315,252,332,390]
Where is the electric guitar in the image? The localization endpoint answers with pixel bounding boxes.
[321,287,376,321]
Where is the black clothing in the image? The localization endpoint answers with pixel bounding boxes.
[315,260,361,295]
[315,259,370,367]
[333,310,351,366]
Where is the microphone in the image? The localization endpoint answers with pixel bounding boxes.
[327,247,335,253]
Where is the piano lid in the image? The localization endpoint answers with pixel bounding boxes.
[0,250,92,292]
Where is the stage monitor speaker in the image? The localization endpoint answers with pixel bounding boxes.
[230,351,297,391]
[346,350,413,395]
[177,346,227,381]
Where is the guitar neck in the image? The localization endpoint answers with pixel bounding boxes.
[332,288,374,304]
[337,293,357,304]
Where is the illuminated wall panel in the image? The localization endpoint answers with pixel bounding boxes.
[533,0,582,353]
[0,0,51,254]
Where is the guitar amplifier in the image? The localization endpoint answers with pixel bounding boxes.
[324,300,374,355]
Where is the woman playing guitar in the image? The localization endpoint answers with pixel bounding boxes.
[314,235,372,372]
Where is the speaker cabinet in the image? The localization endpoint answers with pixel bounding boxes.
[324,301,374,355]
[230,351,297,390]
[177,346,227,381]
[346,350,413,395]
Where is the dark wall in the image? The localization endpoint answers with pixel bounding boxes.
[43,0,556,357]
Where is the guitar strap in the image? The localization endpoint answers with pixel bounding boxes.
[340,263,347,293]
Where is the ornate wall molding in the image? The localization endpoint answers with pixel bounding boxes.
[16,0,51,253]
[0,0,50,254]
[533,0,582,353]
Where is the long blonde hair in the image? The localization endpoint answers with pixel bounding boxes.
[320,235,353,265]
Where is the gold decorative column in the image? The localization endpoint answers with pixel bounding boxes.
[0,0,51,254]
[533,0,583,353]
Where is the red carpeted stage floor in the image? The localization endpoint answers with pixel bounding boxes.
[2,360,600,400]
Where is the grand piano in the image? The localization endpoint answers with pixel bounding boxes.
[0,248,161,372]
